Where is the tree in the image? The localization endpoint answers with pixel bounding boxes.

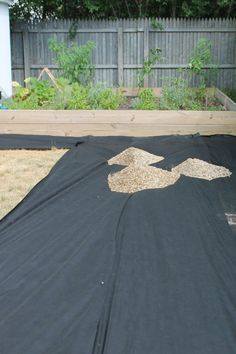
[10,0,236,20]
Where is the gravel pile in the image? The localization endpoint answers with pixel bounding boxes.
[172,158,232,181]
[108,148,232,193]
[108,165,179,193]
[108,147,164,166]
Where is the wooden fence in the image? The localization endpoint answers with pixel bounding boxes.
[11,18,236,89]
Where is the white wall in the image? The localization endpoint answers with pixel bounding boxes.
[0,1,13,98]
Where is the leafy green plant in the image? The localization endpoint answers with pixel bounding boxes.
[132,88,157,110]
[4,95,39,110]
[68,21,78,40]
[12,83,30,101]
[4,75,224,111]
[188,38,218,87]
[27,77,56,105]
[138,48,162,87]
[42,78,73,109]
[159,77,188,109]
[88,85,123,109]
[151,19,164,30]
[48,38,96,85]
[6,78,125,110]
[159,76,224,110]
[5,78,56,109]
[67,83,90,109]
[159,77,202,110]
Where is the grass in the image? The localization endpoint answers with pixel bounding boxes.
[0,149,67,220]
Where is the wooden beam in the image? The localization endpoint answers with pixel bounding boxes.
[214,88,236,112]
[1,110,236,124]
[0,123,235,137]
[12,28,236,34]
[12,64,236,70]
[0,110,236,137]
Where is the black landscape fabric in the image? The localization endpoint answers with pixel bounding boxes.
[0,134,236,354]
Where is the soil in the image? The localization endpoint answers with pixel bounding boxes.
[119,95,225,110]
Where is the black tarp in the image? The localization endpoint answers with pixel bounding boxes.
[0,134,236,354]
[0,134,80,150]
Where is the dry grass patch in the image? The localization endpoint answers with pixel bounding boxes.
[0,149,67,220]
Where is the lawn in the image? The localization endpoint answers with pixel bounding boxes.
[0,149,67,219]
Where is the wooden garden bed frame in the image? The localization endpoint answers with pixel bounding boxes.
[0,88,235,137]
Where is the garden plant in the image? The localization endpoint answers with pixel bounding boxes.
[4,38,226,111]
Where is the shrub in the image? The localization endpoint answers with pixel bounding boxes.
[4,77,223,111]
[27,77,56,105]
[132,88,157,110]
[159,77,202,110]
[67,84,90,109]
[188,38,218,87]
[5,78,56,109]
[43,78,73,109]
[5,79,125,110]
[48,38,96,85]
[88,85,123,110]
[4,95,39,110]
[159,76,224,110]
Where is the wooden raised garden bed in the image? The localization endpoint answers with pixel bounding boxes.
[0,88,236,137]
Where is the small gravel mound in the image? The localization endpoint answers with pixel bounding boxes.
[108,165,180,193]
[108,149,232,193]
[108,147,164,166]
[172,158,232,180]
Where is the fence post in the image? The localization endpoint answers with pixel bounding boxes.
[22,28,30,80]
[117,27,124,87]
[143,19,149,87]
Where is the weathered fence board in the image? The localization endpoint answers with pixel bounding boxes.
[11,18,236,89]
